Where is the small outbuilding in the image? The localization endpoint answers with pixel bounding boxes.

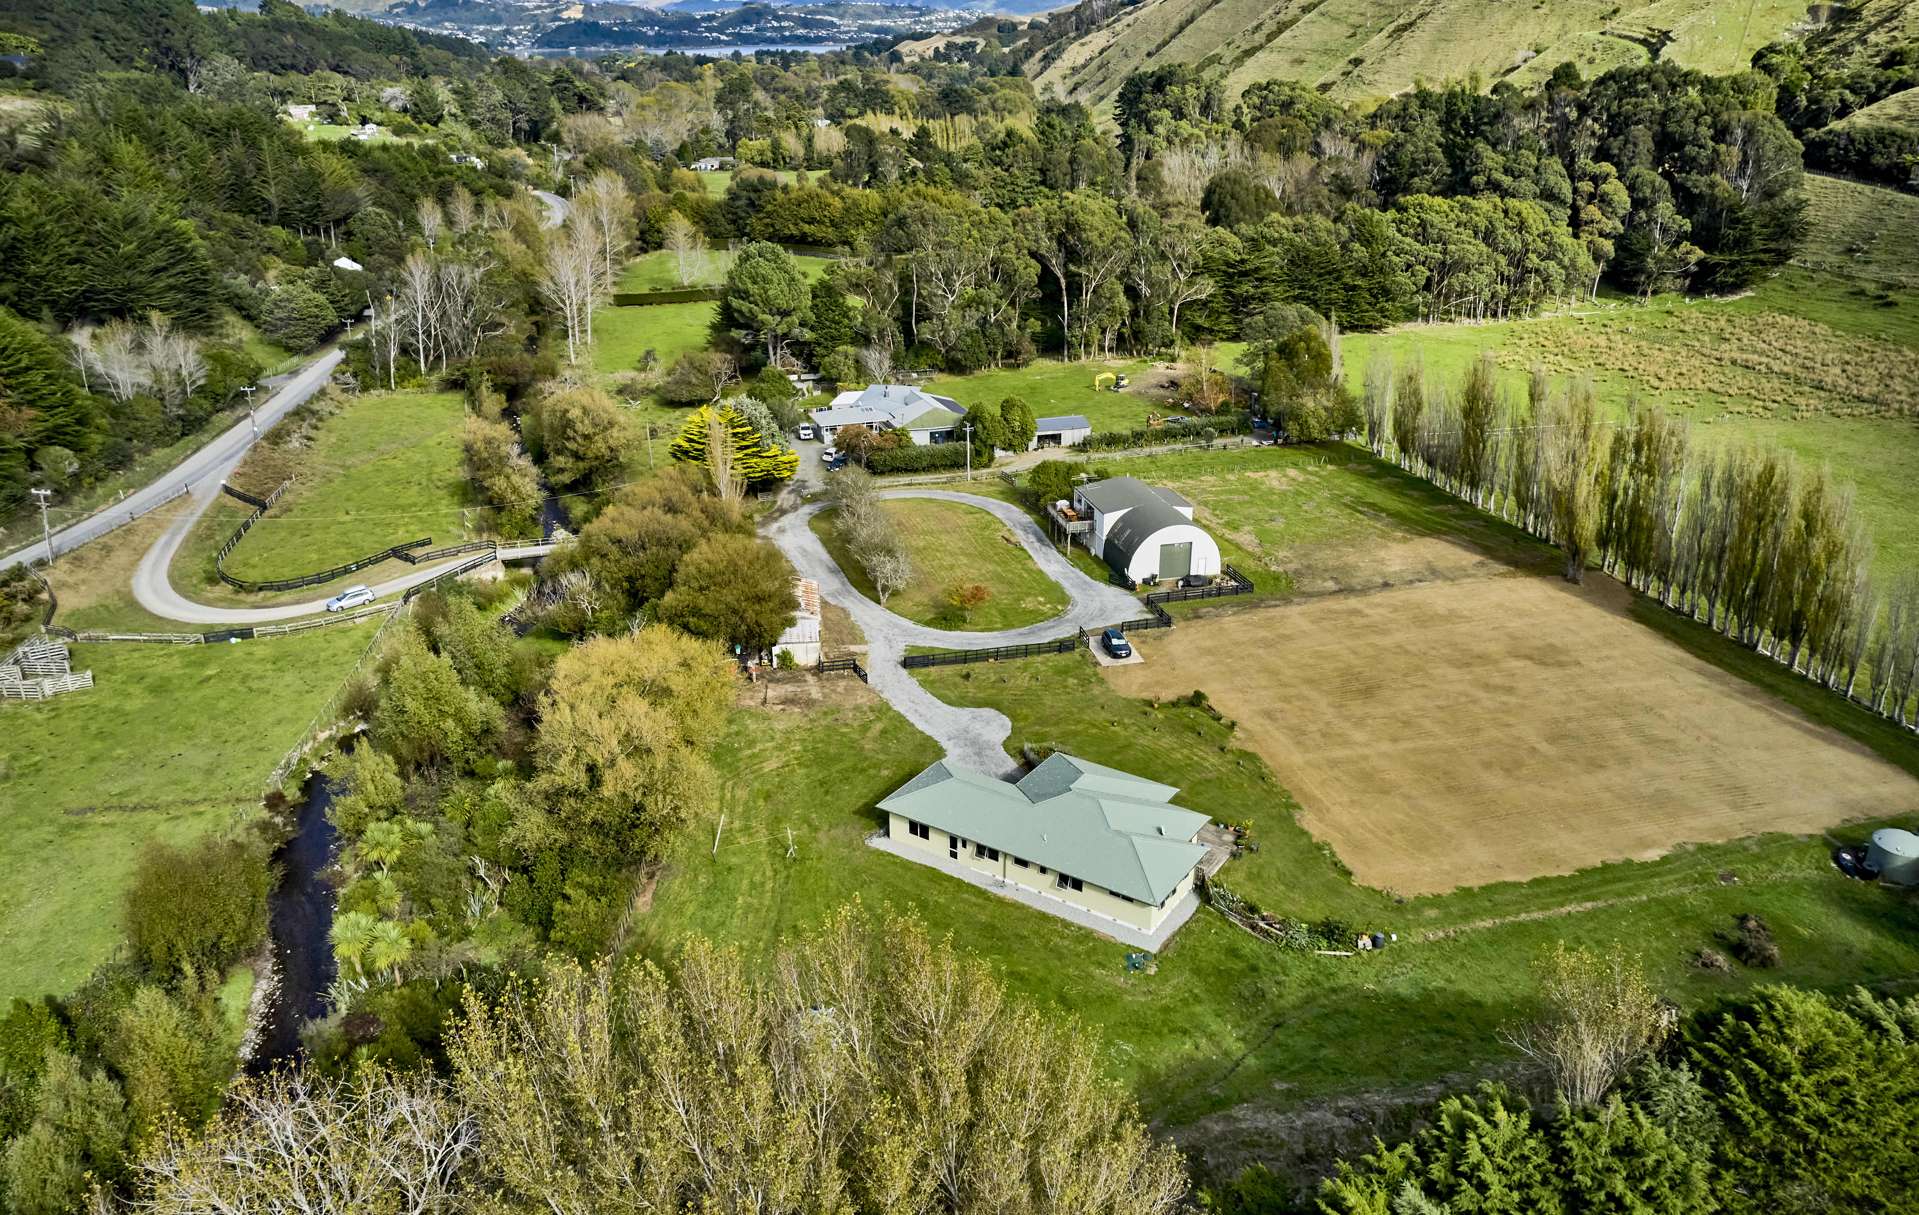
[1868,828,1919,886]
[1030,414,1091,450]
[773,578,821,668]
[1072,476,1221,585]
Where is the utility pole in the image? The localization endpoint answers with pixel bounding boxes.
[30,488,53,566]
[962,422,973,481]
[241,385,258,437]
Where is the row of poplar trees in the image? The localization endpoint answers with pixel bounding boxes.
[1359,353,1919,725]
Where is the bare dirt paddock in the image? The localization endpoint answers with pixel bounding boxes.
[1103,575,1919,895]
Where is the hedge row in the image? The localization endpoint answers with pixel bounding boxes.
[1079,411,1253,452]
[610,287,724,306]
[867,443,975,474]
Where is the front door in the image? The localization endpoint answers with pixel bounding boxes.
[949,834,960,860]
[1159,541,1193,581]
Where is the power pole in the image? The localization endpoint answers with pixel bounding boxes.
[962,422,973,481]
[241,385,258,437]
[30,488,53,566]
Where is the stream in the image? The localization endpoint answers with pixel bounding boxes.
[247,770,339,1074]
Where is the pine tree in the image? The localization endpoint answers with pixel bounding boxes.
[668,404,798,487]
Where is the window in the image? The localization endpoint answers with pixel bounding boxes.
[973,843,1000,861]
[1012,856,1029,869]
[1054,873,1084,893]
[908,820,930,841]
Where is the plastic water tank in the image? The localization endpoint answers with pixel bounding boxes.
[1866,828,1919,886]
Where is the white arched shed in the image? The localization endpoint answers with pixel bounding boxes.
[1071,476,1222,585]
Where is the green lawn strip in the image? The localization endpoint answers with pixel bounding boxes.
[616,249,832,293]
[639,676,1919,1127]
[590,300,718,377]
[923,359,1164,435]
[1340,270,1919,581]
[807,499,1070,630]
[171,390,474,604]
[0,624,375,1001]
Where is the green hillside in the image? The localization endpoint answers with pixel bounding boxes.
[1029,0,1813,111]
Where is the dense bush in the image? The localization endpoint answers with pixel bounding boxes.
[865,442,973,474]
[122,834,274,979]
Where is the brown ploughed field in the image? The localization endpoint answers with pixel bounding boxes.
[1103,574,1919,895]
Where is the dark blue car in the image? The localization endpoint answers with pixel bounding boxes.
[1101,627,1132,659]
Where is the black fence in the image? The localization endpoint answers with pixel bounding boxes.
[219,535,433,593]
[817,656,869,682]
[901,633,1084,669]
[1115,601,1173,633]
[1140,564,1256,606]
[398,540,498,565]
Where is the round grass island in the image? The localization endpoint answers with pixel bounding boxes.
[811,497,1071,631]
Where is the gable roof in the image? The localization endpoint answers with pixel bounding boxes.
[879,753,1210,904]
[1076,475,1192,514]
[810,384,964,433]
[1035,414,1091,432]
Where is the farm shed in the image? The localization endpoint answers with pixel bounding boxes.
[1868,828,1919,886]
[1030,414,1091,450]
[1072,476,1221,584]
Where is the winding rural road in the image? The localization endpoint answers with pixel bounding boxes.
[2,351,346,573]
[530,188,570,229]
[765,489,1143,776]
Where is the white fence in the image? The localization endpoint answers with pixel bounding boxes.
[1,637,93,701]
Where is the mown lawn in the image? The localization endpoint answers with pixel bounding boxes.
[808,498,1069,630]
[923,358,1163,435]
[174,390,473,598]
[0,623,378,1002]
[635,657,1919,1141]
[616,249,833,293]
[591,301,717,376]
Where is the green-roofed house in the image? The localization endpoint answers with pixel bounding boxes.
[877,752,1215,944]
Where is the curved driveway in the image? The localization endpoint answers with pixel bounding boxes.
[531,189,569,229]
[764,489,1142,776]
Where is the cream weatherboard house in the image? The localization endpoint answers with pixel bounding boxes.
[878,752,1213,944]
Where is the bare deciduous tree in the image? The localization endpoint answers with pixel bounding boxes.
[87,319,151,404]
[1501,942,1670,1111]
[662,211,707,287]
[416,196,445,251]
[536,226,600,366]
[139,1071,475,1215]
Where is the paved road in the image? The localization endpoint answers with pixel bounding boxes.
[2,351,345,572]
[764,489,1142,776]
[132,521,557,625]
[531,188,569,229]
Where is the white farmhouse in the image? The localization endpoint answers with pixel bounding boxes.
[808,384,965,446]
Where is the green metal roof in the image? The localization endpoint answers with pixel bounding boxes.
[1076,476,1192,514]
[902,406,963,433]
[879,753,1210,904]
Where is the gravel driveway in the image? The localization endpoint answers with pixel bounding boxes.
[764,489,1142,776]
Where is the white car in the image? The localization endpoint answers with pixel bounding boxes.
[796,423,817,440]
[821,446,838,462]
[326,585,376,612]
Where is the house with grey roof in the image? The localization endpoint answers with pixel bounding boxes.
[809,384,965,446]
[1062,476,1222,585]
[1030,414,1091,450]
[877,752,1215,943]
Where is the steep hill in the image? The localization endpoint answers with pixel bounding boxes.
[1027,0,1817,111]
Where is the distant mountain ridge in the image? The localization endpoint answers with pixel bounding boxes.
[1023,0,1839,111]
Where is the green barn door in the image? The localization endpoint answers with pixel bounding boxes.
[1159,541,1192,581]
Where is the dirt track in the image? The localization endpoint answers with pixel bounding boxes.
[1104,575,1919,895]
